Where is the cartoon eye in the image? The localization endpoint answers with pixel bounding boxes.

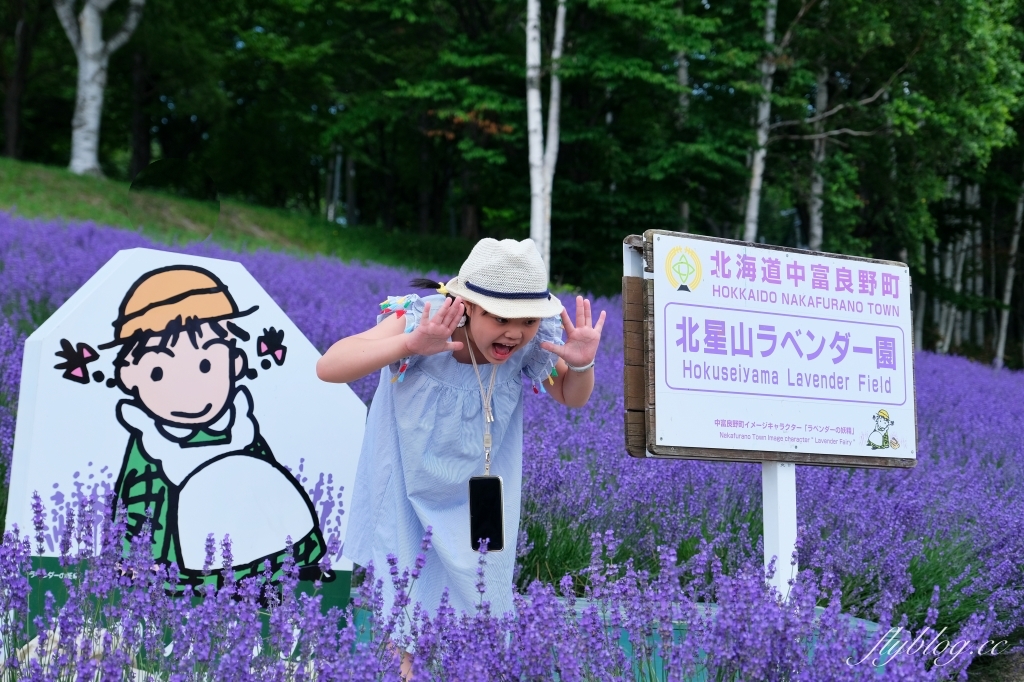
[151,367,164,382]
[199,359,211,373]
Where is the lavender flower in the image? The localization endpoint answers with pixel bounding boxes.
[30,491,46,557]
[0,211,1020,679]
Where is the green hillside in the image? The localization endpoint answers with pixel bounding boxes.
[0,157,473,276]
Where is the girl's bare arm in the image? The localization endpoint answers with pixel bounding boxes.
[316,297,465,384]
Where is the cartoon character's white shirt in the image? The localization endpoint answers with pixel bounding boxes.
[118,388,315,569]
[868,429,885,448]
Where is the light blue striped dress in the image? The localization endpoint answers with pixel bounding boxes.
[344,293,563,626]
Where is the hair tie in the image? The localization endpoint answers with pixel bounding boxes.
[437,282,449,295]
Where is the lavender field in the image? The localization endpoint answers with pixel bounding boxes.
[0,211,1022,680]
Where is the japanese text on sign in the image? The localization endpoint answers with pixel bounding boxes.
[664,303,905,405]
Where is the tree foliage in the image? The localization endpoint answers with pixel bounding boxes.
[2,0,1024,360]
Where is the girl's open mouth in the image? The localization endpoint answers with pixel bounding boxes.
[492,342,516,359]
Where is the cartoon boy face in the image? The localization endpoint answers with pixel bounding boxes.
[873,414,891,432]
[119,323,245,425]
[101,265,258,425]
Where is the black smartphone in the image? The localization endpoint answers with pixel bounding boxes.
[468,475,504,552]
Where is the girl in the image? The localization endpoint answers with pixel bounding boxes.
[316,238,605,672]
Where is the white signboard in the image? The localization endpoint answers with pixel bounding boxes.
[650,231,916,464]
[5,249,366,587]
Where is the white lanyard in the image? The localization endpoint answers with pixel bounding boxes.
[464,328,497,475]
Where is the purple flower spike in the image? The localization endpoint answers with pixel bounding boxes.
[0,211,1020,679]
[30,491,46,555]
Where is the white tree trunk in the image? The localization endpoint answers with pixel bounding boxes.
[327,149,342,222]
[526,0,545,264]
[914,243,925,351]
[676,52,689,121]
[951,309,962,350]
[69,7,108,176]
[931,244,941,336]
[974,228,984,344]
[346,155,358,226]
[942,234,968,354]
[937,242,952,351]
[539,0,566,273]
[962,234,973,345]
[808,66,828,251]
[56,0,145,176]
[742,0,778,243]
[962,185,980,345]
[938,178,961,353]
[676,7,690,231]
[914,285,926,351]
[994,171,1024,369]
[526,0,566,276]
[675,0,689,123]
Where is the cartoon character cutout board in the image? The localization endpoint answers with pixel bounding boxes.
[5,249,365,596]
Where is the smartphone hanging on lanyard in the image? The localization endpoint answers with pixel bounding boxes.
[468,475,504,552]
[464,331,504,552]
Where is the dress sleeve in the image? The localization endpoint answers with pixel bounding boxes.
[377,293,444,383]
[521,315,565,395]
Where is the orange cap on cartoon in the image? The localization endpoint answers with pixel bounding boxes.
[104,265,258,345]
[876,409,890,420]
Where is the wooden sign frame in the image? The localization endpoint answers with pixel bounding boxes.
[623,230,917,469]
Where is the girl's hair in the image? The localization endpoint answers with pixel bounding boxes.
[410,278,472,326]
[410,277,446,292]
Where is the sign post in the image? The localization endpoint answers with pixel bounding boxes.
[761,461,797,597]
[623,230,917,600]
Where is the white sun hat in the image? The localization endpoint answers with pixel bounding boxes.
[444,238,565,319]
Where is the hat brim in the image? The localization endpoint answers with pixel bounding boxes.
[445,277,564,319]
[99,304,259,349]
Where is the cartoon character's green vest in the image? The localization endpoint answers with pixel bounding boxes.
[114,387,327,589]
[868,431,889,450]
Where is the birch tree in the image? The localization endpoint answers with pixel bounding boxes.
[53,0,145,176]
[994,167,1024,369]
[974,225,984,344]
[914,243,925,351]
[527,0,567,275]
[936,240,952,352]
[676,2,690,231]
[940,233,969,354]
[741,0,779,243]
[742,0,827,243]
[960,185,980,346]
[807,66,827,250]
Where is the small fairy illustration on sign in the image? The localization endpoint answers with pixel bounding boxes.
[867,409,894,450]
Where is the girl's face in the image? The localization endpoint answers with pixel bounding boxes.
[464,303,541,363]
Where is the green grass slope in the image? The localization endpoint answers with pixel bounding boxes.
[0,157,473,276]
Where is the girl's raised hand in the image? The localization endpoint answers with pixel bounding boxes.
[541,295,606,367]
[405,296,466,356]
